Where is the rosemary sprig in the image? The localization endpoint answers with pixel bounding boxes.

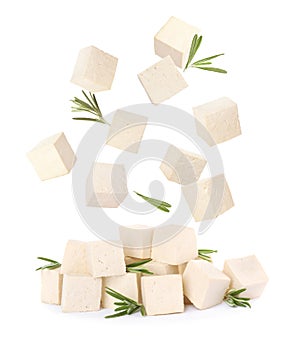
[134,191,171,212]
[105,287,146,318]
[35,257,61,271]
[126,258,153,275]
[198,249,218,263]
[184,34,227,74]
[224,288,251,308]
[71,90,109,124]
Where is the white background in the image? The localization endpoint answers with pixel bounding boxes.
[1,0,296,348]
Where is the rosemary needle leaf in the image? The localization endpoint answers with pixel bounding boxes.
[184,34,202,71]
[126,258,153,275]
[198,249,218,262]
[195,66,227,74]
[126,259,152,268]
[224,288,251,308]
[37,257,60,264]
[134,191,171,212]
[35,257,61,271]
[72,117,106,123]
[193,53,225,64]
[105,311,128,319]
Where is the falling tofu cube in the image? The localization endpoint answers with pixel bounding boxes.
[183,260,230,310]
[141,274,184,316]
[41,268,63,305]
[160,145,206,185]
[86,162,128,208]
[182,174,234,222]
[223,255,268,298]
[151,225,197,265]
[154,16,199,68]
[60,240,89,276]
[138,56,188,104]
[102,273,139,308]
[144,261,178,275]
[27,132,76,181]
[193,97,241,146]
[119,225,153,259]
[71,46,118,92]
[106,110,147,153]
[61,275,102,312]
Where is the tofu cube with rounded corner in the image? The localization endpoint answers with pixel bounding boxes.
[107,110,147,153]
[183,260,230,310]
[144,261,178,275]
[154,16,199,68]
[119,225,153,259]
[61,275,102,312]
[160,145,206,185]
[102,273,139,308]
[87,240,126,278]
[193,97,241,146]
[27,132,76,181]
[151,225,197,265]
[61,240,89,276]
[141,274,184,316]
[71,46,118,92]
[41,268,63,305]
[138,56,188,104]
[223,255,268,298]
[86,162,128,208]
[183,174,234,221]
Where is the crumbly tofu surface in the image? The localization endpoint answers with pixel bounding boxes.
[223,255,268,298]
[41,268,63,305]
[107,110,147,153]
[61,275,102,312]
[71,46,118,92]
[86,162,128,208]
[27,132,76,181]
[183,260,230,310]
[144,261,178,275]
[154,16,199,68]
[138,56,188,104]
[141,274,184,316]
[160,145,206,185]
[193,97,241,146]
[60,240,89,276]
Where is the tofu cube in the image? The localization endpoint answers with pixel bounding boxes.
[151,225,197,265]
[119,225,153,259]
[144,261,178,275]
[138,56,188,104]
[182,174,234,221]
[102,273,139,308]
[183,260,230,310]
[41,267,63,305]
[193,97,241,146]
[223,255,268,298]
[71,46,118,92]
[27,132,76,181]
[154,16,199,68]
[87,240,126,277]
[106,110,147,153]
[61,275,102,312]
[86,162,128,208]
[61,240,89,276]
[160,145,206,185]
[141,275,184,316]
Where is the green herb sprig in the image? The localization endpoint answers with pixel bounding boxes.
[184,34,227,74]
[126,258,153,275]
[198,249,218,263]
[134,191,171,212]
[35,257,61,271]
[105,287,146,318]
[224,288,251,308]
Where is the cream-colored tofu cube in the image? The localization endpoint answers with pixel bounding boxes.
[223,255,268,298]
[102,273,139,308]
[86,162,128,208]
[154,16,199,68]
[138,56,188,104]
[61,275,102,312]
[141,275,184,316]
[144,261,178,275]
[183,174,234,221]
[151,225,197,265]
[107,110,147,153]
[27,132,76,181]
[183,260,230,310]
[87,240,126,278]
[193,97,241,146]
[160,145,206,185]
[41,268,63,305]
[61,240,89,276]
[119,225,153,259]
[71,46,118,92]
